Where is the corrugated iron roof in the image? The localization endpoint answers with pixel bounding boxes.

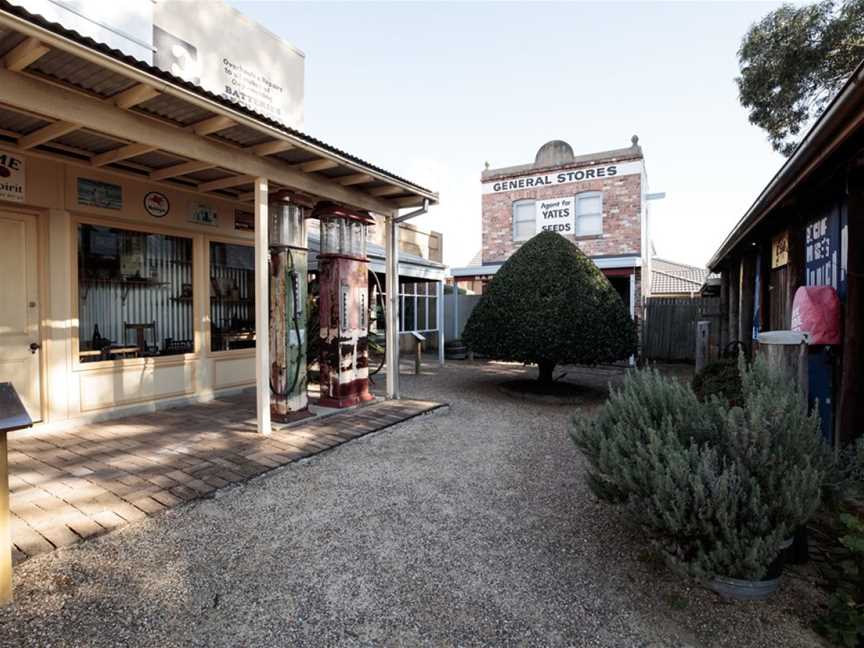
[0,0,436,199]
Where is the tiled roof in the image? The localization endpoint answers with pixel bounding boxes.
[651,258,708,295]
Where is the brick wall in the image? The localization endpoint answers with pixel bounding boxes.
[481,164,642,264]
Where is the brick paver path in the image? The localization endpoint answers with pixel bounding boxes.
[6,395,444,563]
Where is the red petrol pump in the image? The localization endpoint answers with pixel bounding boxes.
[313,202,374,408]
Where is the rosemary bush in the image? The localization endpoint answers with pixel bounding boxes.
[571,357,827,581]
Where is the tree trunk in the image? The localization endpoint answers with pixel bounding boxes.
[538,360,555,385]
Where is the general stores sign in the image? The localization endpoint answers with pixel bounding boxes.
[0,151,25,203]
[536,197,574,234]
[482,159,642,195]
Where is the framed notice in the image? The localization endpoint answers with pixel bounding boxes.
[0,150,25,203]
[78,178,122,210]
[190,202,218,226]
[234,209,254,231]
[771,230,789,269]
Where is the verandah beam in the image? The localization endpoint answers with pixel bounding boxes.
[0,67,396,214]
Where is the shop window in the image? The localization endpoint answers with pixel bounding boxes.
[575,192,603,236]
[209,242,255,351]
[512,199,535,241]
[77,224,194,362]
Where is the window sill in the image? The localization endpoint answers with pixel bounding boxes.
[74,352,197,372]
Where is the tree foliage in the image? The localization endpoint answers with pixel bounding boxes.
[737,0,864,155]
[462,231,637,382]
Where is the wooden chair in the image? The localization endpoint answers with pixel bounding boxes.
[124,321,157,356]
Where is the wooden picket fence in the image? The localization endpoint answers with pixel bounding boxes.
[641,297,721,362]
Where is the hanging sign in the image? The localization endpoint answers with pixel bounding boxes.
[0,151,25,203]
[535,196,575,235]
[771,230,789,269]
[78,178,122,210]
[190,203,218,226]
[143,191,170,218]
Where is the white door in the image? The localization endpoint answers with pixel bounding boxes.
[0,212,42,421]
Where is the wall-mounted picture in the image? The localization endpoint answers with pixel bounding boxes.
[190,202,218,226]
[234,209,254,231]
[78,178,122,210]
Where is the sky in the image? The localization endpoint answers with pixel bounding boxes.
[231,0,789,269]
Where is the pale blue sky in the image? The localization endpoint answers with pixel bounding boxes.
[232,0,788,268]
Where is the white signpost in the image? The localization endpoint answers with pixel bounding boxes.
[536,196,574,235]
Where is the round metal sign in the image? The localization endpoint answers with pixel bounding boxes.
[143,191,170,218]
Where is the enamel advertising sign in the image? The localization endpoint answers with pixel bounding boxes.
[0,151,25,203]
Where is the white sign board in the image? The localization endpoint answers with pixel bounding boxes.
[482,159,642,195]
[0,151,25,203]
[153,0,305,128]
[536,197,574,235]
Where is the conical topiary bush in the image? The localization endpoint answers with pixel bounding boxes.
[462,231,637,384]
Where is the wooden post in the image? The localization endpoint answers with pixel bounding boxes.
[695,321,709,372]
[739,254,757,350]
[436,280,445,367]
[838,175,864,446]
[415,340,422,375]
[385,214,400,399]
[253,178,271,434]
[728,259,740,344]
[0,431,11,605]
[719,268,730,352]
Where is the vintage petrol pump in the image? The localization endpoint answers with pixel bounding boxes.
[269,196,310,421]
[313,202,374,408]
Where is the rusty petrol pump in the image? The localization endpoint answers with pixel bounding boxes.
[268,195,312,422]
[313,202,375,408]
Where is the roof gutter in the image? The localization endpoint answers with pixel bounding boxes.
[0,7,438,204]
[394,199,429,223]
[707,60,864,270]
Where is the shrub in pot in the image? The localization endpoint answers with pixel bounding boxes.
[571,357,827,597]
[692,357,742,404]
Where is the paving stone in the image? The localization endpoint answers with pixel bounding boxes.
[131,497,166,515]
[65,516,104,540]
[150,490,182,507]
[91,511,126,531]
[38,523,80,549]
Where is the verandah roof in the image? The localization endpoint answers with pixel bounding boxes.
[0,0,438,213]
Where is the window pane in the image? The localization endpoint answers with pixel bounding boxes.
[78,224,194,362]
[514,219,535,240]
[210,242,255,351]
[575,213,602,236]
[513,200,535,240]
[577,195,602,215]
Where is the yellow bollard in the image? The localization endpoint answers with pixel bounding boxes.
[0,431,11,605]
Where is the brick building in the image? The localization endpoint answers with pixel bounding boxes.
[451,137,650,318]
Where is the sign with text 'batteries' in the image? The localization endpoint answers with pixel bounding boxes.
[536,197,574,235]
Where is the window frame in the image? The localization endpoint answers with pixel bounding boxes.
[574,191,603,237]
[207,236,257,357]
[512,199,536,242]
[72,215,201,371]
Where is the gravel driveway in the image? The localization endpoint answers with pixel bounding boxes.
[0,362,827,647]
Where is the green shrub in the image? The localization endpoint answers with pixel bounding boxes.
[818,512,864,647]
[692,358,742,404]
[462,231,637,384]
[571,357,828,581]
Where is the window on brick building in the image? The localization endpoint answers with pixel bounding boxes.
[575,192,603,236]
[512,199,535,241]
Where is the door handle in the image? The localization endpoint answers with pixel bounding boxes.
[29,342,40,354]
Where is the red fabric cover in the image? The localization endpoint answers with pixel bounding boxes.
[790,285,842,345]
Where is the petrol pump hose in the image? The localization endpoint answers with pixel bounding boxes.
[369,270,387,378]
[269,247,305,398]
